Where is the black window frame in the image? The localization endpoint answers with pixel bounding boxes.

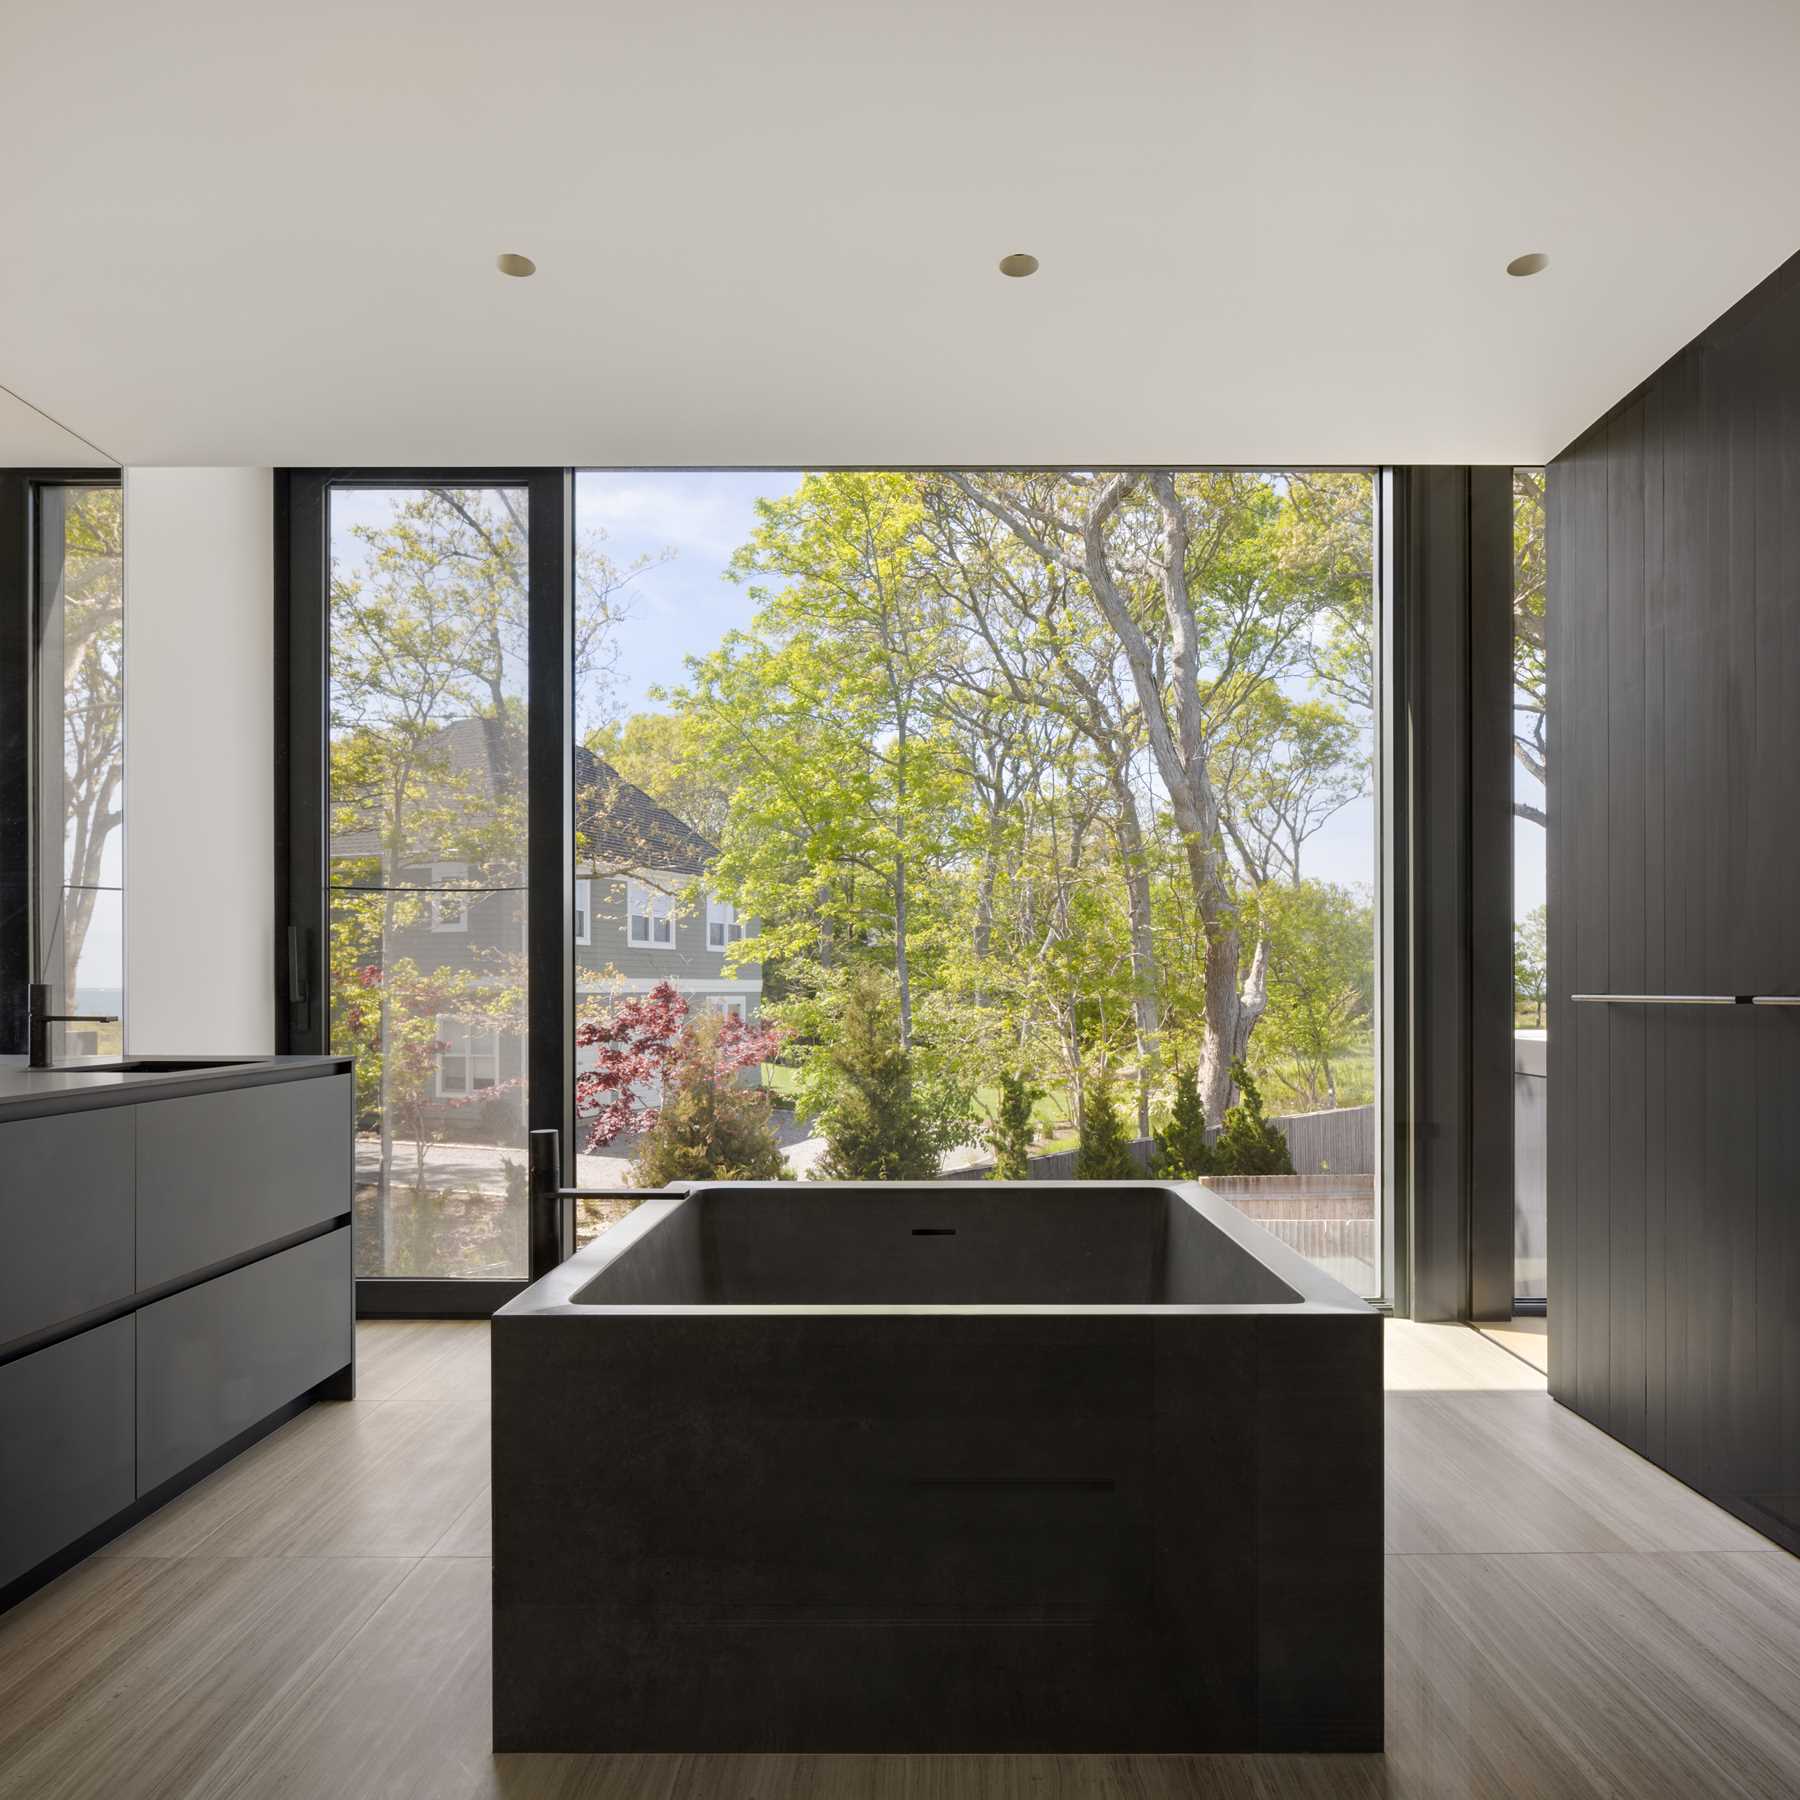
[276,468,573,1317]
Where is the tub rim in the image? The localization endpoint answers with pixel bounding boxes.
[495,1179,1376,1321]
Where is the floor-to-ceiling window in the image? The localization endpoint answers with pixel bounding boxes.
[566,470,1383,1295]
[33,482,125,1059]
[1512,468,1548,1308]
[288,467,1386,1302]
[324,484,532,1279]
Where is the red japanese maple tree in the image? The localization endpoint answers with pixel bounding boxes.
[575,979,784,1150]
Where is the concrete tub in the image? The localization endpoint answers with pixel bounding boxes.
[492,1180,1381,1753]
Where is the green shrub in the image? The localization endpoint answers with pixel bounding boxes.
[1212,1060,1294,1176]
[633,1013,787,1185]
[1154,1063,1214,1178]
[988,1070,1042,1180]
[813,968,943,1180]
[1075,1063,1137,1180]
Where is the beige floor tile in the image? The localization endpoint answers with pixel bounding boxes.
[1386,1550,1800,1799]
[1386,1391,1773,1555]
[1383,1319,1546,1394]
[110,1400,489,1560]
[1477,1316,1549,1375]
[430,1483,493,1557]
[0,1555,414,1800]
[374,1318,494,1405]
[356,1318,488,1400]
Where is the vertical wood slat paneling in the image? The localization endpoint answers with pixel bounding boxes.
[1550,248,1800,1554]
[1569,433,1613,1426]
[1640,382,1668,1467]
[1750,311,1795,1534]
[1544,460,1576,1402]
[1777,302,1800,1531]
[1606,401,1648,1452]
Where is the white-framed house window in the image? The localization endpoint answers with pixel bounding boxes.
[430,861,469,933]
[627,879,675,946]
[706,893,745,950]
[574,878,592,946]
[708,996,746,1024]
[436,1018,499,1097]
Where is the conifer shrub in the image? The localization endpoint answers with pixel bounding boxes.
[1154,1063,1214,1178]
[1075,1062,1137,1180]
[812,968,943,1180]
[987,1070,1042,1180]
[1212,1059,1294,1176]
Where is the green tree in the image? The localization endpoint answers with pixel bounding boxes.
[685,473,962,1047]
[633,1012,787,1185]
[987,1070,1042,1179]
[1075,1062,1137,1179]
[1213,1060,1294,1176]
[949,470,1374,1123]
[1254,880,1373,1110]
[807,968,953,1179]
[1154,1063,1214,1178]
[1514,902,1548,1027]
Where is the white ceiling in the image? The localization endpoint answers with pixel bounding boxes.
[4,0,1798,469]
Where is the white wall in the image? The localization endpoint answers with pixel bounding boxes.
[123,468,274,1054]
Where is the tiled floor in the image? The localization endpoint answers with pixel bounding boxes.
[1,1318,1796,1799]
[1477,1315,1550,1374]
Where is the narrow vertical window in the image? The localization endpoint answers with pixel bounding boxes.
[1512,468,1548,1309]
[33,484,125,1060]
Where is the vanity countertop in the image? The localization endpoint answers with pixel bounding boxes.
[0,1054,352,1120]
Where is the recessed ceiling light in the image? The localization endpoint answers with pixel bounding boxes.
[496,252,537,278]
[1506,252,1549,278]
[998,252,1040,279]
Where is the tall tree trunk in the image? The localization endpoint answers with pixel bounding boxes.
[894,853,913,1049]
[892,711,912,1049]
[1106,774,1158,1139]
[972,830,1001,1007]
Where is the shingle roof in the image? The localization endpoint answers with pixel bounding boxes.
[326,718,718,878]
[573,742,717,876]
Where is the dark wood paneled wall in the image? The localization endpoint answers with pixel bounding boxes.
[1549,249,1800,1553]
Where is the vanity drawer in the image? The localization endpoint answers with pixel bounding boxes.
[0,1107,135,1346]
[135,1075,351,1288]
[136,1226,351,1492]
[0,1318,136,1587]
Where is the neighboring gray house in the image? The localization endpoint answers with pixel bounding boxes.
[329,719,759,1131]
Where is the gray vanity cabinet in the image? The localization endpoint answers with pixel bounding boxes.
[0,1107,135,1342]
[0,1059,353,1606]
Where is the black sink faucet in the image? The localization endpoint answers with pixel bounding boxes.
[27,982,121,1069]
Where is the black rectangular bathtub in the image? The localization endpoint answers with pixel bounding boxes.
[492,1179,1381,1753]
